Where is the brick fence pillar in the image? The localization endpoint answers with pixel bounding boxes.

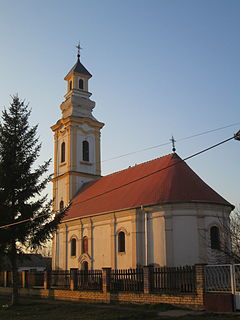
[3,271,8,287]
[195,264,206,305]
[70,269,78,291]
[143,266,153,294]
[44,270,51,290]
[102,267,111,293]
[21,270,27,288]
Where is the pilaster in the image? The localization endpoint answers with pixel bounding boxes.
[131,210,137,268]
[111,213,116,269]
[87,218,93,269]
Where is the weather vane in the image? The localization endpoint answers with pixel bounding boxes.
[170,136,176,153]
[76,41,82,59]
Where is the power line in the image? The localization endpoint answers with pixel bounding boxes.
[0,214,48,230]
[100,122,240,164]
[0,213,50,230]
[178,122,240,142]
[70,134,236,208]
[1,132,236,230]
[0,206,70,231]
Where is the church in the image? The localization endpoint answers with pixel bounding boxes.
[51,51,234,271]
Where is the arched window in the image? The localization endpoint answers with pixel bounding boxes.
[210,226,220,250]
[82,236,88,253]
[79,79,84,89]
[69,80,72,91]
[82,140,89,162]
[61,142,65,163]
[118,231,125,253]
[59,200,64,211]
[71,238,76,256]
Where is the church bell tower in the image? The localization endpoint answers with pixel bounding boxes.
[51,47,104,212]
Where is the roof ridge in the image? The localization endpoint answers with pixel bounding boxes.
[72,153,177,197]
[102,153,176,178]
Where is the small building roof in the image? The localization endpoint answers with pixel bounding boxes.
[65,57,92,78]
[0,254,51,271]
[63,153,233,221]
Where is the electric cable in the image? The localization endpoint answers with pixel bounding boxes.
[69,135,235,207]
[0,132,237,230]
[100,122,240,164]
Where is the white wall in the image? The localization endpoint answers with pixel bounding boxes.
[164,203,232,266]
[115,217,133,269]
[76,129,96,175]
[172,215,199,266]
[92,222,111,269]
[54,203,232,270]
[150,212,166,266]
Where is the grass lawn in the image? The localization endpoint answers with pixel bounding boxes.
[0,296,240,320]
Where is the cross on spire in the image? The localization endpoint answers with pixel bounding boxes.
[76,41,82,59]
[170,136,176,153]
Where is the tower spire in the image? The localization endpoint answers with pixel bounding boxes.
[76,41,82,59]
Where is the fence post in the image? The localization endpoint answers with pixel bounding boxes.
[230,265,235,295]
[102,267,111,293]
[143,266,153,294]
[3,271,8,287]
[44,270,51,289]
[70,269,78,291]
[21,271,27,288]
[195,264,206,305]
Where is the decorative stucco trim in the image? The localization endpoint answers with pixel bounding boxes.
[116,227,130,236]
[78,252,92,264]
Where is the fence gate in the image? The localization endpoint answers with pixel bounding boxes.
[205,264,240,311]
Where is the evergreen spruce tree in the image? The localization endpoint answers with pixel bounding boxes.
[0,96,66,305]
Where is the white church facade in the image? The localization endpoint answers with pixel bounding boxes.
[51,52,234,270]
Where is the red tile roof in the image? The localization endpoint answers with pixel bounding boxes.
[63,153,233,221]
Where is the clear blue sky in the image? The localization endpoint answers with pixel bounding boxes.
[0,0,239,207]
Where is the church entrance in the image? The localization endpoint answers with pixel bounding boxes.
[82,261,88,271]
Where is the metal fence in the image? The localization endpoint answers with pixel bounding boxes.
[234,265,240,292]
[26,271,44,288]
[0,265,199,294]
[110,268,144,292]
[205,265,232,292]
[77,270,102,291]
[0,272,4,287]
[51,270,70,289]
[152,266,196,293]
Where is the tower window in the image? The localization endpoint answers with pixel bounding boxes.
[210,226,220,250]
[61,142,65,163]
[82,140,89,162]
[69,80,72,91]
[82,236,88,254]
[79,79,84,90]
[118,231,125,253]
[71,238,76,256]
[59,200,64,211]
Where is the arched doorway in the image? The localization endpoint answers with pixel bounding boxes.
[82,261,88,271]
